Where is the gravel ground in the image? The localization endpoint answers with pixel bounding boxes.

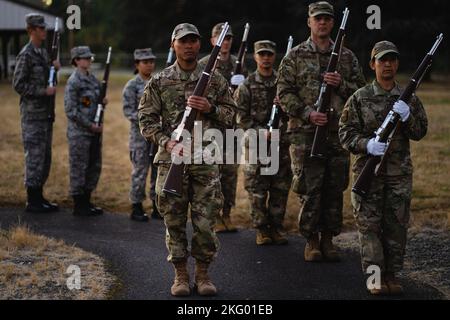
[334,228,450,299]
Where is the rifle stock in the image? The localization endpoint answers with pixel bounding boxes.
[310,8,349,159]
[352,33,444,197]
[163,23,231,197]
[162,161,185,197]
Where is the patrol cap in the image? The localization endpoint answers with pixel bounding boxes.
[254,40,277,54]
[308,1,334,18]
[371,41,400,60]
[212,23,234,38]
[71,46,95,61]
[134,48,156,61]
[171,23,201,42]
[26,13,47,28]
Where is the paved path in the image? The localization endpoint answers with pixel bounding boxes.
[0,208,443,300]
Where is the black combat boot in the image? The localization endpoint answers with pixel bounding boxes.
[85,190,103,216]
[26,187,53,214]
[151,200,163,220]
[131,203,149,222]
[73,194,96,217]
[38,186,59,212]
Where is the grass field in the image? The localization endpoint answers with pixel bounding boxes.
[1,73,449,232]
[0,226,113,299]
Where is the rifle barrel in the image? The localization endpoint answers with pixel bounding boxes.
[353,34,444,197]
[310,8,349,159]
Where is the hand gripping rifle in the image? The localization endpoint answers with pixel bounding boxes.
[162,23,230,197]
[267,35,294,134]
[310,8,350,159]
[352,33,444,197]
[48,18,60,88]
[230,23,250,91]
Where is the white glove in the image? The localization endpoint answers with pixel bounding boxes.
[231,74,245,86]
[393,100,411,122]
[367,138,387,156]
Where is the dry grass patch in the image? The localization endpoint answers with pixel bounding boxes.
[0,226,114,300]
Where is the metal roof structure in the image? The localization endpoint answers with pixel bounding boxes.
[0,0,61,31]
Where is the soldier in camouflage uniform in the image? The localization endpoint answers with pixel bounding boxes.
[339,41,428,295]
[13,14,60,214]
[64,46,108,217]
[277,1,366,262]
[198,23,248,233]
[138,23,236,297]
[198,23,239,84]
[235,40,292,246]
[123,48,162,222]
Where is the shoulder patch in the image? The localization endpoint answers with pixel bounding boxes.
[341,108,349,123]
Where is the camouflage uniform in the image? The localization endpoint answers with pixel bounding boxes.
[123,73,157,204]
[235,68,291,230]
[13,31,54,190]
[198,24,247,220]
[277,37,365,239]
[198,56,242,218]
[340,79,428,274]
[64,47,102,197]
[199,53,243,84]
[198,22,247,84]
[138,58,235,263]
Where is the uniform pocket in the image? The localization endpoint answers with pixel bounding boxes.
[351,192,362,213]
[394,200,411,227]
[391,180,412,227]
[25,99,46,114]
[156,194,166,217]
[290,144,308,194]
[155,163,170,197]
[244,164,259,190]
[31,66,44,81]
